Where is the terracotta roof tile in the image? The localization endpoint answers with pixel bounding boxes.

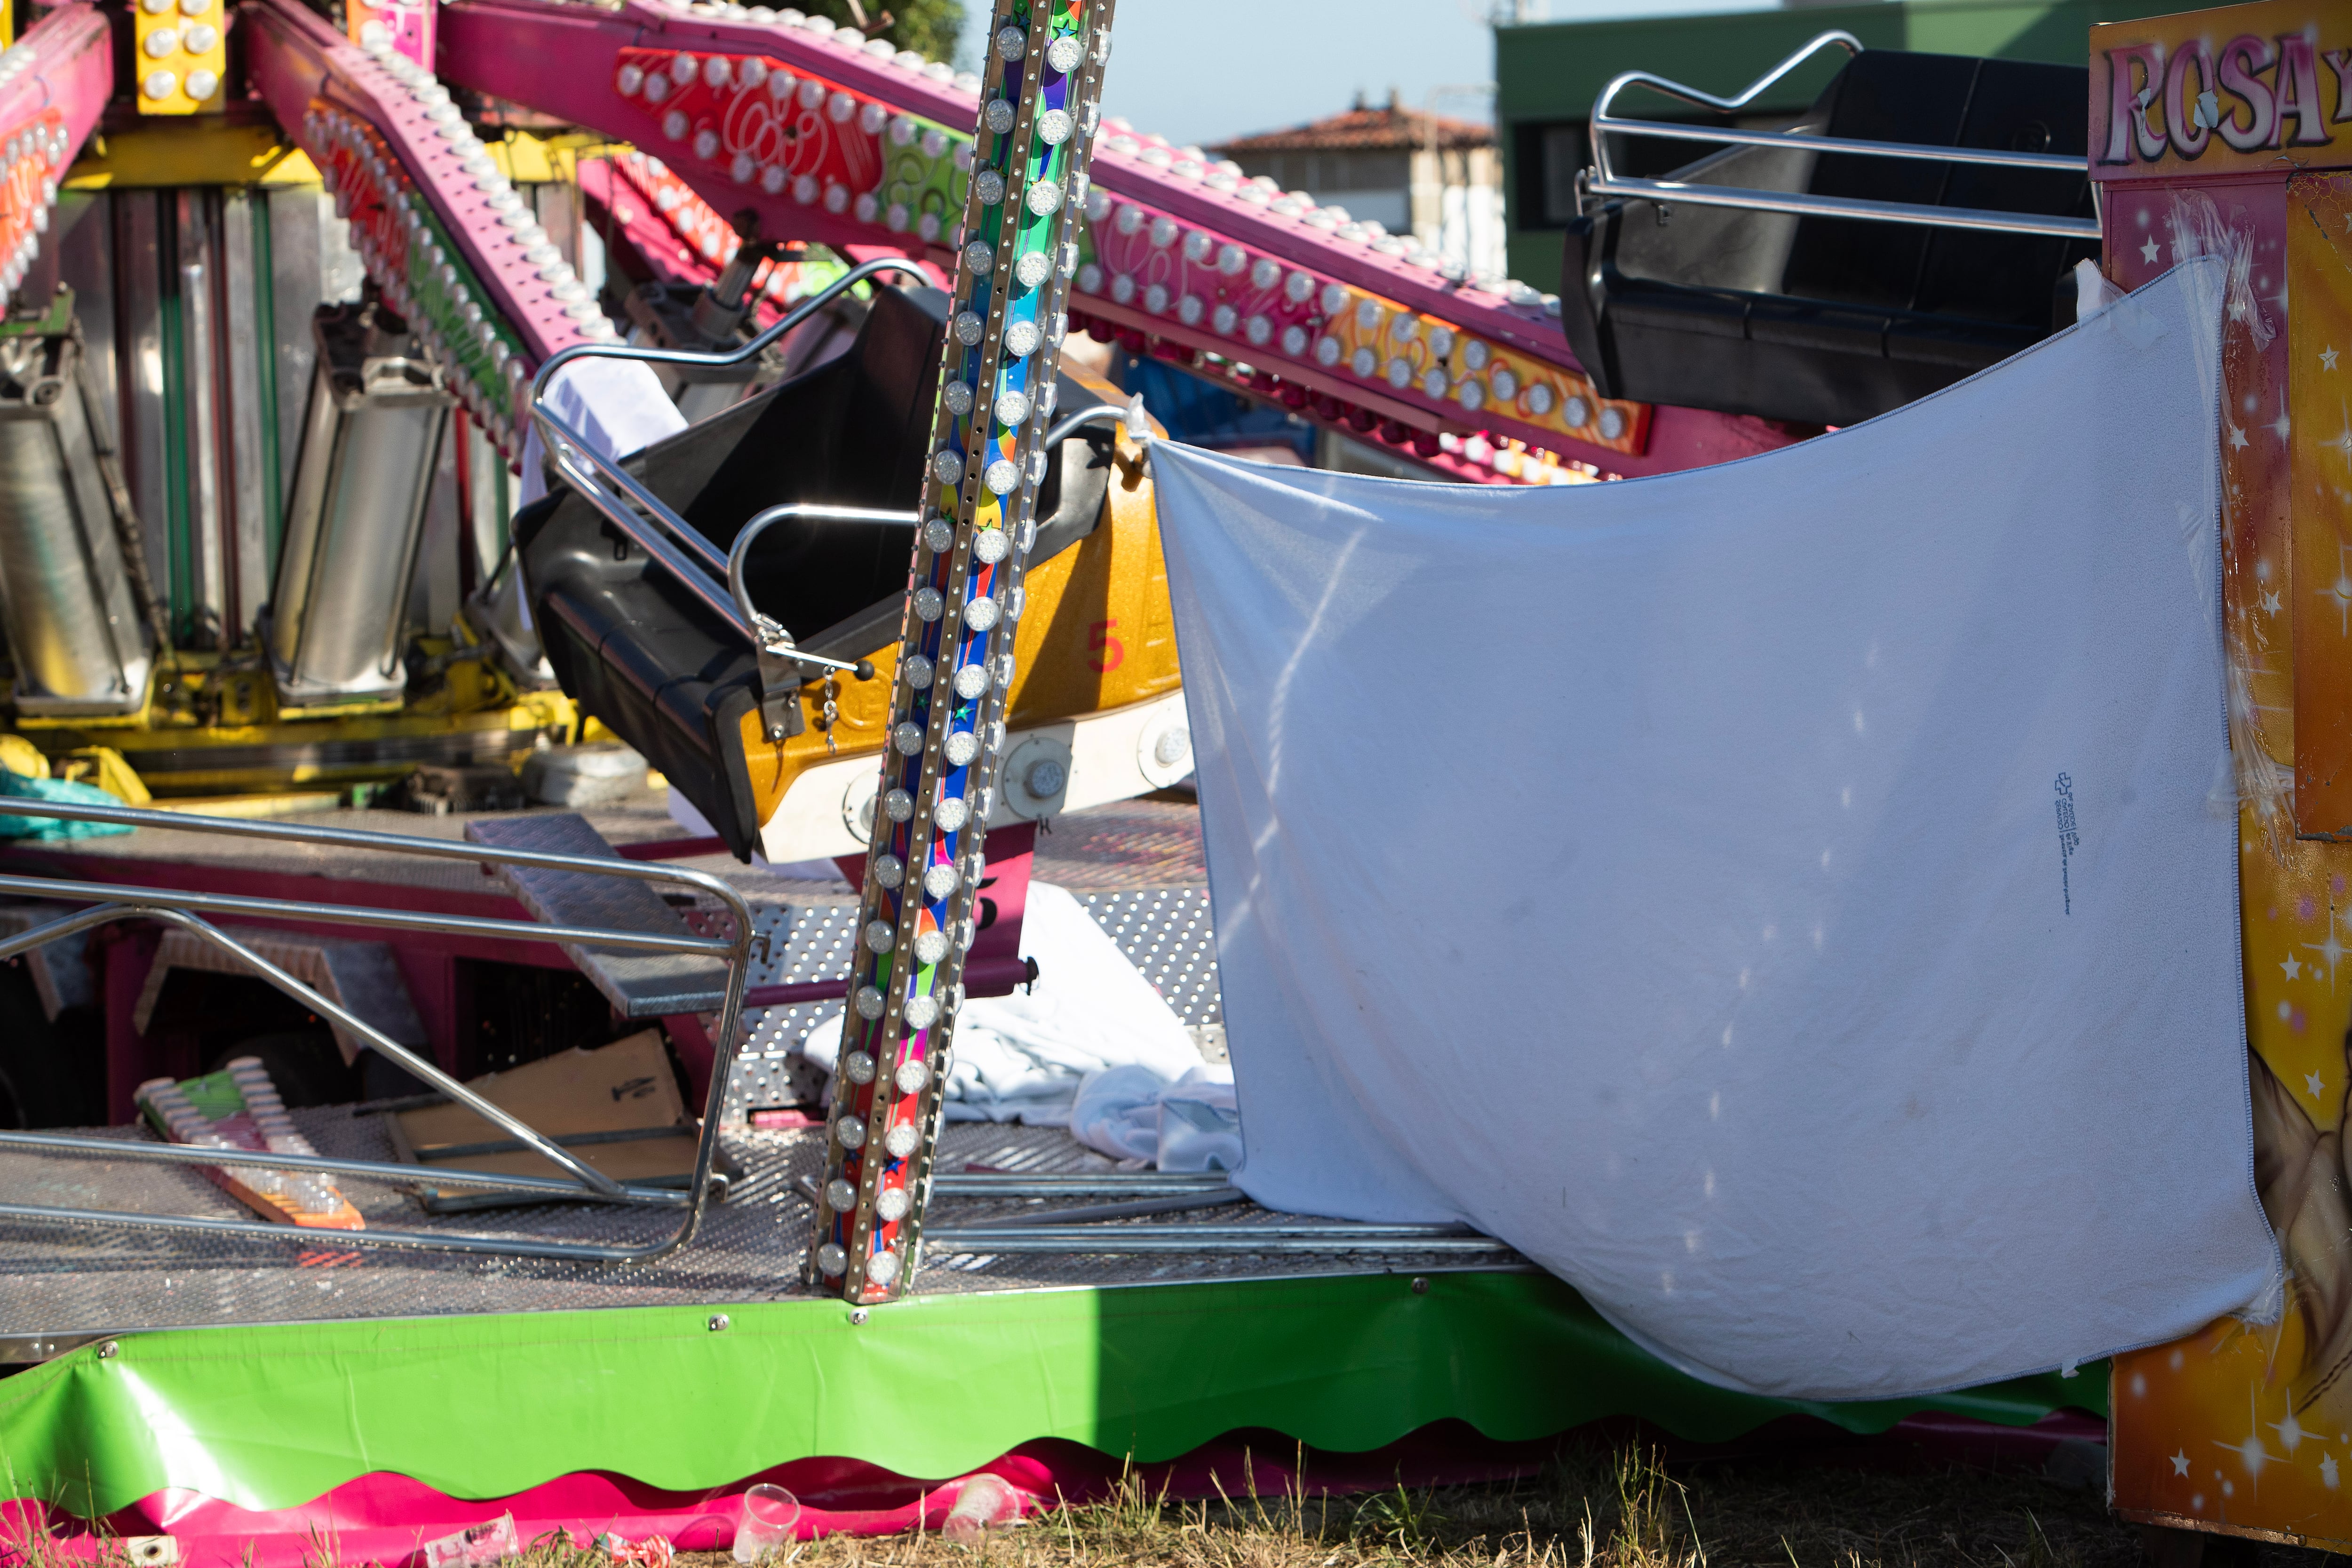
[1209,103,1492,155]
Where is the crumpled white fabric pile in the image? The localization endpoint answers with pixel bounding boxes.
[1069,1063,1243,1171]
[802,882,1204,1126]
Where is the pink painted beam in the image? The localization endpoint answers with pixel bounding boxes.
[433,0,1794,480]
[0,2,110,304]
[245,0,607,462]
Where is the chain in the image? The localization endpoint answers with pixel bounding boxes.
[821,677,840,753]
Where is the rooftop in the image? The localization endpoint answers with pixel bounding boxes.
[1209,92,1493,156]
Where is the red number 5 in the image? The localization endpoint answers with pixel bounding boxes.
[1087,618,1125,672]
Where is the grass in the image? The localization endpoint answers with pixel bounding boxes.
[6,1442,2332,1568]
[676,1444,2157,1568]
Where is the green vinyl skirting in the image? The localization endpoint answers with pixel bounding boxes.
[0,1271,2103,1518]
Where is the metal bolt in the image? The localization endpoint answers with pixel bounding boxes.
[96,1341,117,1358]
[1410,1277,1429,1295]
[707,1313,730,1332]
[850,1307,869,1326]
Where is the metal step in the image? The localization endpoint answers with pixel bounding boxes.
[466,813,729,1016]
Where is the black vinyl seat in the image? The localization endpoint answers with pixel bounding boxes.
[1558,49,2097,429]
[516,284,1117,860]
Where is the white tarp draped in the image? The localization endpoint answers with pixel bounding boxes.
[1148,258,2277,1402]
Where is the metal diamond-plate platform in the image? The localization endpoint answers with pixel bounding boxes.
[717,903,861,1121]
[717,888,1225,1119]
[1033,799,1206,889]
[0,1112,1515,1355]
[1077,888,1220,1024]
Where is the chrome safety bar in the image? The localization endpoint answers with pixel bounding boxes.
[526,256,936,649]
[727,502,911,692]
[0,794,755,1265]
[1587,31,2100,241]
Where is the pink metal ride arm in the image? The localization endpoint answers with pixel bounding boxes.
[244,0,609,467]
[436,0,1796,481]
[0,3,110,306]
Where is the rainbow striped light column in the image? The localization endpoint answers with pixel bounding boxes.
[806,0,1112,1306]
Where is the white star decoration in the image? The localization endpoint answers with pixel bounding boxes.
[2265,588,2284,617]
[2308,1070,2327,1099]
[2325,412,2352,469]
[2230,424,2250,450]
[2143,236,2161,265]
[2325,544,2352,637]
[2304,903,2350,987]
[2284,954,2304,980]
[2173,1450,2192,1476]
[2325,346,2342,371]
[2328,1453,2342,1488]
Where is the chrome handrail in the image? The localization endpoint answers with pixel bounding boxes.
[1586,31,2100,241]
[0,794,756,1264]
[526,255,937,646]
[727,502,914,682]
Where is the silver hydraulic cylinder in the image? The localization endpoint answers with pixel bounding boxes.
[0,329,154,716]
[267,301,451,709]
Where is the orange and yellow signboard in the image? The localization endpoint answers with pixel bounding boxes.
[2092,1,2352,183]
[2097,3,2352,1548]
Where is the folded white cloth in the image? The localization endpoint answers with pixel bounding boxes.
[801,882,1201,1124]
[1069,1062,1242,1171]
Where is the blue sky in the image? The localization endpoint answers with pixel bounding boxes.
[955,0,1762,150]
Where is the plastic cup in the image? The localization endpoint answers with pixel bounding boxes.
[942,1474,1023,1544]
[732,1483,800,1563]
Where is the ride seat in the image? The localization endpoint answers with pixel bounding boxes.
[518,284,1118,860]
[1558,49,2096,429]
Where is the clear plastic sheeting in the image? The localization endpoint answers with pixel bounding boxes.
[1150,259,2277,1402]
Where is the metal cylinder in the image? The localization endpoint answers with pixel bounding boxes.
[267,302,451,709]
[0,333,154,716]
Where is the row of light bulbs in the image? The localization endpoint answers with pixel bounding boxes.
[311,39,621,463]
[617,48,986,245]
[1075,195,1620,438]
[612,0,1558,318]
[0,108,64,301]
[816,8,1106,1295]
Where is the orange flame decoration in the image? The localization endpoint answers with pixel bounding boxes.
[0,111,65,289]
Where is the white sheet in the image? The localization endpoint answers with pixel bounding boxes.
[1148,258,2277,1402]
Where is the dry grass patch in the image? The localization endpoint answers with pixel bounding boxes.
[681,1444,2163,1568]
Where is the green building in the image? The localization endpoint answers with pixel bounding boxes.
[1495,0,2186,290]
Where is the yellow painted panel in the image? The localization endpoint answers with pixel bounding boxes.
[66,125,320,189]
